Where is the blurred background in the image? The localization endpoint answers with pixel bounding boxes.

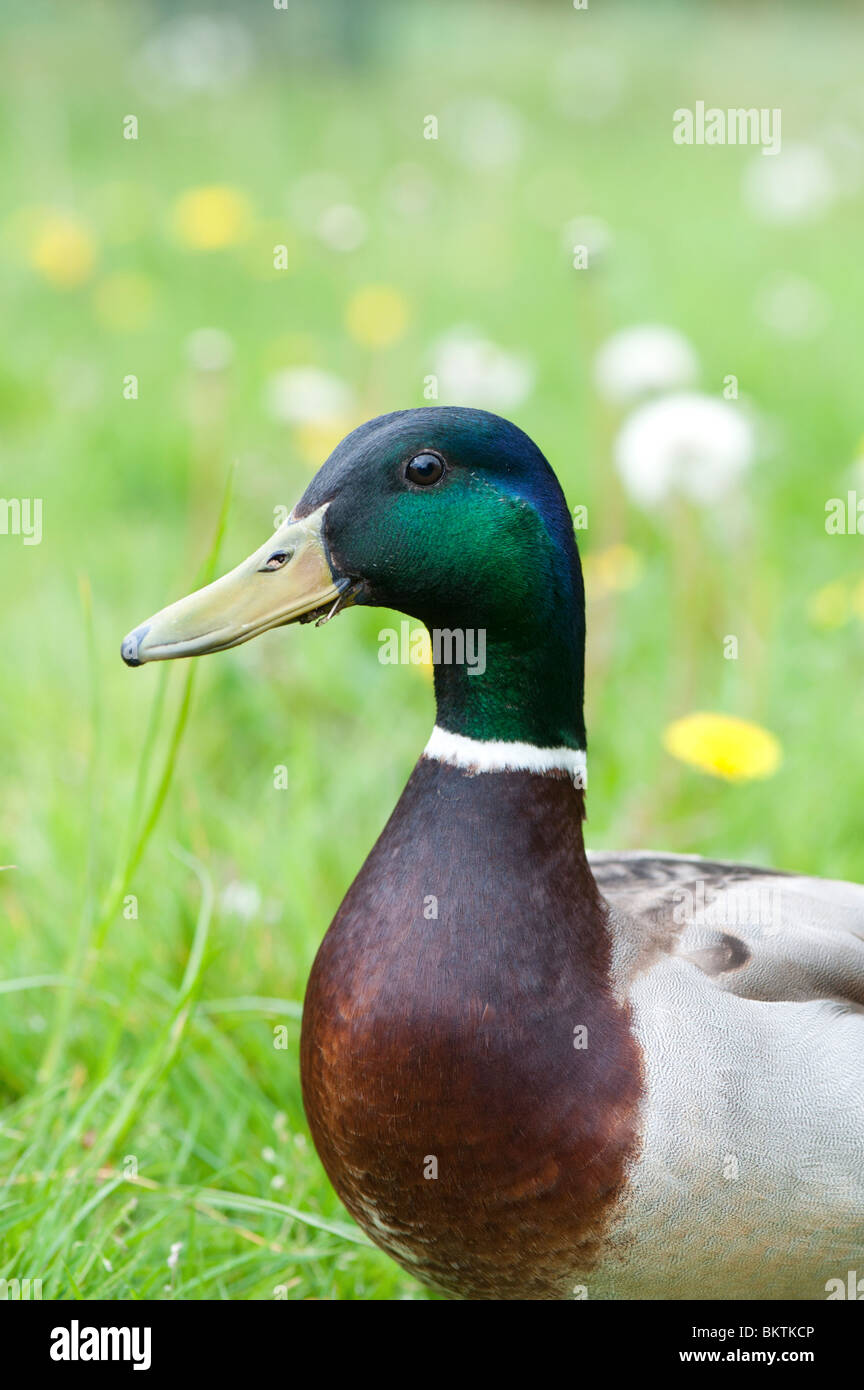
[1,0,863,1299]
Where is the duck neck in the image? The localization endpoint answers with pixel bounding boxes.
[430,614,587,756]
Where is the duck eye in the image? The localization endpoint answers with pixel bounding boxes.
[405,452,445,487]
[260,548,292,572]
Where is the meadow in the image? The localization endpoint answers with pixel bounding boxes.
[1,0,862,1299]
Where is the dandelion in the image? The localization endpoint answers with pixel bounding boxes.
[743,143,836,224]
[807,579,852,631]
[413,629,433,683]
[583,544,643,599]
[92,271,155,332]
[433,327,534,410]
[220,881,262,921]
[28,212,96,289]
[445,97,523,170]
[185,327,235,373]
[614,393,755,507]
[294,421,353,466]
[594,325,698,405]
[345,285,409,349]
[171,186,252,250]
[664,713,782,782]
[563,215,612,271]
[138,16,253,94]
[264,367,353,426]
[317,204,367,253]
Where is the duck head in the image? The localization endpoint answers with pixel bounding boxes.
[122,406,587,752]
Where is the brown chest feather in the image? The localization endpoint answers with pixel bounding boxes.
[300,760,643,1300]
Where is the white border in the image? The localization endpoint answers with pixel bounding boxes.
[423,725,587,786]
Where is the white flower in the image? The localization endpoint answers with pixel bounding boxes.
[563,216,612,270]
[594,325,699,405]
[614,393,755,507]
[743,143,836,224]
[185,328,235,373]
[445,98,523,171]
[264,368,354,426]
[167,1242,182,1270]
[138,17,253,95]
[433,327,534,409]
[316,204,367,252]
[219,880,263,921]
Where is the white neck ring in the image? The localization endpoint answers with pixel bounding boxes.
[423,725,587,787]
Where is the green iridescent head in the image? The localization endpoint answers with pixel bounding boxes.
[122,407,586,751]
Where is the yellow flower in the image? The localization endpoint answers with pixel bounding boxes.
[852,577,864,620]
[294,419,354,466]
[171,186,252,249]
[583,544,643,598]
[413,628,433,682]
[807,579,851,630]
[664,713,781,782]
[28,212,97,288]
[92,271,155,331]
[345,285,409,348]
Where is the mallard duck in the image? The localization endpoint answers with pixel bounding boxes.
[122,406,864,1301]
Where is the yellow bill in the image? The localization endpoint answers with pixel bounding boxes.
[121,503,349,666]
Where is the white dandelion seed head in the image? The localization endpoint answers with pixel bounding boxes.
[433,327,535,410]
[563,215,612,268]
[316,203,367,253]
[614,393,756,507]
[138,16,254,95]
[594,325,699,405]
[743,142,837,225]
[264,368,354,426]
[446,98,524,171]
[185,328,235,373]
[219,880,263,922]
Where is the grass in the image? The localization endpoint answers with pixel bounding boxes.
[1,0,863,1299]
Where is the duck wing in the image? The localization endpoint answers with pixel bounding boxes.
[588,849,864,1006]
